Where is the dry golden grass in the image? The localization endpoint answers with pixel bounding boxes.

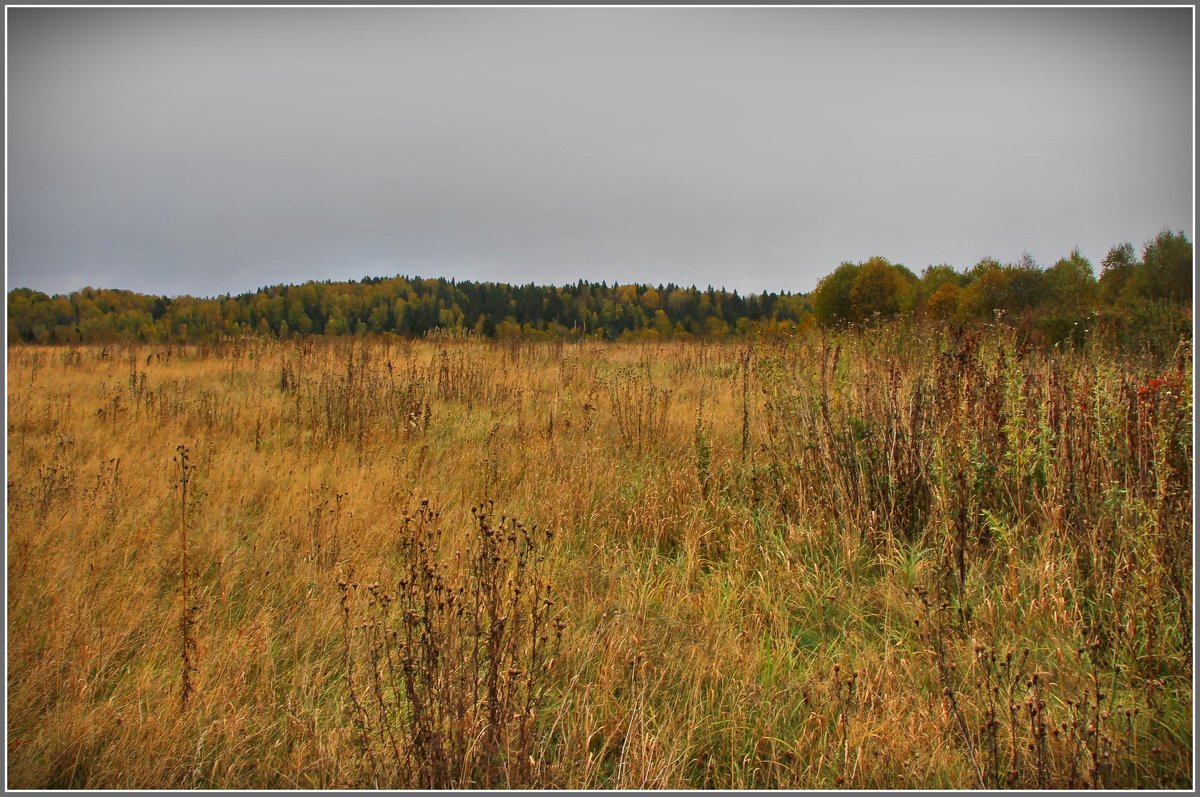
[6,329,1193,788]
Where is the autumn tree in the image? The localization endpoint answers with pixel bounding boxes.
[924,281,964,323]
[812,262,861,326]
[849,257,907,322]
[1128,229,1192,304]
[1099,242,1139,304]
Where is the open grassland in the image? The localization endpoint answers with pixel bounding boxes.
[6,327,1193,789]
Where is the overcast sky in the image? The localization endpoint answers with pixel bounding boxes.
[6,7,1193,298]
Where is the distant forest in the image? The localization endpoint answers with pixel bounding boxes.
[7,230,1192,351]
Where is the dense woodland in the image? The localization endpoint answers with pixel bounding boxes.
[7,229,1192,351]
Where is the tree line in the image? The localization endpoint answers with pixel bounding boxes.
[7,229,1191,349]
[6,277,810,344]
[810,229,1191,354]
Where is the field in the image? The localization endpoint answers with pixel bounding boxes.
[5,327,1193,789]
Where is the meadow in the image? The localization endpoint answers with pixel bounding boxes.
[5,325,1193,788]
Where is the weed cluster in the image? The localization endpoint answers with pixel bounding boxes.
[338,501,563,788]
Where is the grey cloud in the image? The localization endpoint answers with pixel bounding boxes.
[7,7,1192,297]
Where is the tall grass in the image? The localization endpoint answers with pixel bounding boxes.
[5,325,1192,788]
